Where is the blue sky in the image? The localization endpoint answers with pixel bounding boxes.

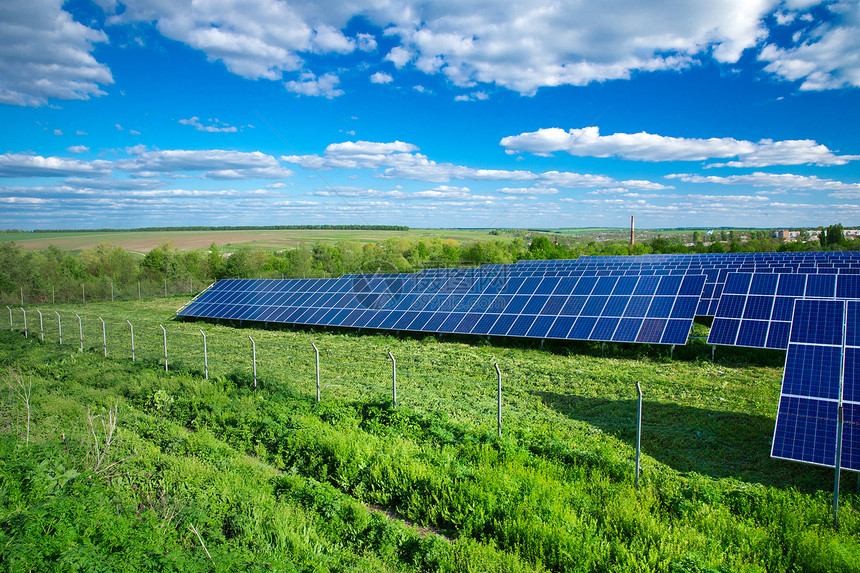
[1,0,859,230]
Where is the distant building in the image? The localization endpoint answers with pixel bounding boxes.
[772,228,860,242]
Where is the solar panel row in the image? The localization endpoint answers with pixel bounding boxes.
[771,298,860,471]
[179,272,705,344]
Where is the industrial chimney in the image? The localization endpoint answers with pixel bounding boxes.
[630,215,635,246]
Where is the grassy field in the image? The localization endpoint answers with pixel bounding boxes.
[0,229,516,253]
[2,297,858,571]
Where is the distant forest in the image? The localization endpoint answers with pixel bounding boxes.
[0,224,856,304]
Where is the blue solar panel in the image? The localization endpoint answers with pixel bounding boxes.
[771,298,859,471]
[708,273,860,349]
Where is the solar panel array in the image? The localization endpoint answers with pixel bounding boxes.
[177,250,860,471]
[771,298,860,471]
[707,273,860,349]
[178,271,705,344]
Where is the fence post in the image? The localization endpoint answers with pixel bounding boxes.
[127,320,134,361]
[20,286,24,306]
[165,279,167,298]
[6,306,10,331]
[37,310,43,342]
[249,335,257,390]
[200,330,208,380]
[389,351,397,409]
[160,324,168,372]
[55,311,62,345]
[99,317,106,357]
[312,342,320,403]
[138,281,141,300]
[635,381,643,491]
[495,363,502,437]
[75,314,83,351]
[20,308,27,338]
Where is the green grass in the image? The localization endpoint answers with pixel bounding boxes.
[2,298,859,572]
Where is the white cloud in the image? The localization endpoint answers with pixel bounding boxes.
[179,116,239,133]
[668,171,860,194]
[501,126,860,166]
[119,148,293,179]
[129,129,141,136]
[285,72,344,98]
[498,187,559,195]
[66,145,90,154]
[370,71,394,84]
[759,2,860,90]
[385,46,413,68]
[0,0,112,107]
[0,153,111,178]
[356,33,378,52]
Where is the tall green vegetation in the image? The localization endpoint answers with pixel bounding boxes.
[1,297,858,572]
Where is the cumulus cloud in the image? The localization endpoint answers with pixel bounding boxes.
[667,171,860,194]
[284,72,344,98]
[66,145,90,154]
[0,153,111,178]
[759,1,860,90]
[501,126,860,166]
[370,72,393,84]
[118,148,293,179]
[0,0,112,106]
[179,116,239,133]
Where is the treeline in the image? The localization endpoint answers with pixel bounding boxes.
[1,225,858,304]
[21,224,410,233]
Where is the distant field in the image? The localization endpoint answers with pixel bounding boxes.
[0,228,515,253]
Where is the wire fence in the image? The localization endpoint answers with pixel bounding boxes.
[3,305,548,436]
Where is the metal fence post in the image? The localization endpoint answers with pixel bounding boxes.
[389,351,397,409]
[6,306,11,331]
[55,311,62,345]
[312,342,320,402]
[99,317,106,357]
[249,335,257,390]
[200,330,208,380]
[37,310,43,342]
[160,324,168,372]
[75,314,83,352]
[20,308,27,338]
[635,381,643,491]
[126,320,135,361]
[495,363,502,437]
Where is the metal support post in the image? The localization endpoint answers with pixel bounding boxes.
[99,317,106,357]
[56,311,62,345]
[200,330,208,380]
[249,335,257,389]
[635,381,643,491]
[160,324,168,372]
[389,351,397,409]
[75,314,83,351]
[834,405,844,529]
[127,320,134,361]
[495,363,502,437]
[312,342,320,402]
[37,310,43,342]
[6,306,10,330]
[20,308,26,338]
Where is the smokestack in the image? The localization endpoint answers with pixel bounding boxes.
[630,215,635,246]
